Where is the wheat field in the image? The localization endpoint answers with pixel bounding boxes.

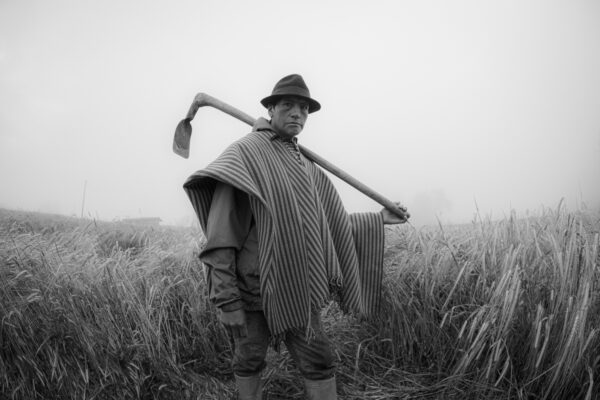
[1,205,598,399]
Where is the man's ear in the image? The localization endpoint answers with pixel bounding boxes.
[267,104,274,118]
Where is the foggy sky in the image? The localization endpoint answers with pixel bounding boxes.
[1,0,599,227]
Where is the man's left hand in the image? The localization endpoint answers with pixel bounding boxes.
[381,203,410,225]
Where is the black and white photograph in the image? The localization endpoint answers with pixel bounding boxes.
[1,1,599,399]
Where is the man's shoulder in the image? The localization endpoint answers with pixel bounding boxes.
[227,130,271,152]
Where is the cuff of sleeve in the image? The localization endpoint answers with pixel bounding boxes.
[219,300,245,312]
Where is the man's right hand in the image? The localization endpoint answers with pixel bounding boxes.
[219,308,248,338]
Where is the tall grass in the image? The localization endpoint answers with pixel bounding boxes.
[373,205,599,399]
[1,211,231,399]
[0,206,598,399]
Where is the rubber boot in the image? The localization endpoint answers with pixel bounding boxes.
[235,374,263,400]
[304,376,337,400]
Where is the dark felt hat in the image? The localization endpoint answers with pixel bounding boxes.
[260,74,321,113]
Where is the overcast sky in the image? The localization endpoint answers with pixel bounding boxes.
[1,0,599,227]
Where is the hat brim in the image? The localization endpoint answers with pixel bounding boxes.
[260,94,321,114]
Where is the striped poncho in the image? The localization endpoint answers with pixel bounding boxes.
[183,119,384,338]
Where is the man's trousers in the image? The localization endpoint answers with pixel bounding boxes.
[231,310,336,380]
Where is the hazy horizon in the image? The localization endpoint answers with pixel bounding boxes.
[1,0,599,227]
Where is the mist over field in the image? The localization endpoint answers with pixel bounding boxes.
[1,0,599,227]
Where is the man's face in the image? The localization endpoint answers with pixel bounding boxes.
[268,96,310,139]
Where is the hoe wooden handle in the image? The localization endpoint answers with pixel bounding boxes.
[297,145,408,220]
[176,93,409,220]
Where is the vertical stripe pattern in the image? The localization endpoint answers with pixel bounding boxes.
[183,125,384,338]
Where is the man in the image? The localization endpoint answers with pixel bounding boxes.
[183,74,408,400]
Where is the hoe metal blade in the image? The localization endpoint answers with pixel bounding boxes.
[173,118,192,159]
